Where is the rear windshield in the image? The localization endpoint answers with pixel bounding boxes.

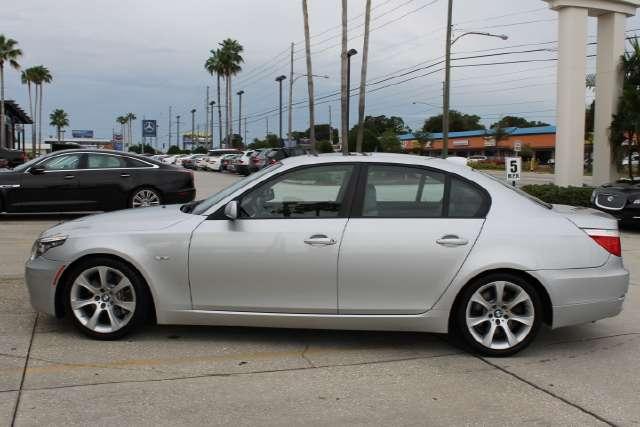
[482,172,552,209]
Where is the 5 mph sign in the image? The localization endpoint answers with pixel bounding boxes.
[506,157,522,185]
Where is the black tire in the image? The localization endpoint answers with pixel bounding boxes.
[63,257,151,340]
[128,187,162,209]
[452,273,543,357]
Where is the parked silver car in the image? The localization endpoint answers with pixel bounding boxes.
[24,153,629,356]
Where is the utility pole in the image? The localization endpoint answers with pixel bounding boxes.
[288,42,294,146]
[340,0,349,155]
[302,0,316,150]
[168,106,172,152]
[346,49,358,142]
[190,109,196,151]
[276,75,287,145]
[237,90,244,145]
[176,115,181,149]
[210,101,215,149]
[442,0,453,159]
[244,117,247,147]
[356,0,372,153]
[266,117,269,136]
[205,86,210,148]
[329,105,332,145]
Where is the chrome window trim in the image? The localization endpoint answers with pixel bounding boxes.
[24,151,159,174]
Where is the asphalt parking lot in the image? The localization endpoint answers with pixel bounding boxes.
[1,170,639,426]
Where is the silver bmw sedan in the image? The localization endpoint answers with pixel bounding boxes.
[24,153,629,356]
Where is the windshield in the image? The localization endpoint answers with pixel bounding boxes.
[191,163,282,215]
[12,157,41,172]
[482,171,552,209]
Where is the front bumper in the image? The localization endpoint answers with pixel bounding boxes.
[25,256,66,316]
[529,256,630,329]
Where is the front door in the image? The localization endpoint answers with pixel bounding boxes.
[188,163,357,314]
[338,164,487,314]
[10,153,83,212]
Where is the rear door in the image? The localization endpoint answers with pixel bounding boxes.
[338,164,488,314]
[75,153,135,210]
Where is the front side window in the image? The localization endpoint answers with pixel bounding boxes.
[363,165,445,218]
[87,154,126,169]
[240,164,354,219]
[41,154,82,171]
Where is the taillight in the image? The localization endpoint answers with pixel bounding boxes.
[269,159,276,164]
[584,229,621,257]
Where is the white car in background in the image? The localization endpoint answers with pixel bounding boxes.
[162,155,178,165]
[203,149,241,171]
[234,150,255,175]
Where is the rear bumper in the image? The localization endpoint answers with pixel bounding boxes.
[529,256,630,329]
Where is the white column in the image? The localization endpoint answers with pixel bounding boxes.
[554,6,589,187]
[593,12,627,185]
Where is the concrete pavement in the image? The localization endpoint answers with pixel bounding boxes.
[1,171,638,426]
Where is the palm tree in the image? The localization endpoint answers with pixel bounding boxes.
[49,109,69,142]
[205,49,224,147]
[356,0,372,153]
[302,0,316,151]
[116,116,127,150]
[21,67,38,154]
[340,0,349,155]
[0,35,22,149]
[31,65,53,154]
[218,39,244,146]
[126,112,137,149]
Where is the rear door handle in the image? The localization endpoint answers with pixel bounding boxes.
[120,173,131,178]
[436,235,469,247]
[304,234,336,246]
[64,174,75,180]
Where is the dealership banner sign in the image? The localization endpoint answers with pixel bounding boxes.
[142,120,157,137]
[72,130,94,138]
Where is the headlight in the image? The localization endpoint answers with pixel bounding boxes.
[30,235,67,260]
[633,198,640,205]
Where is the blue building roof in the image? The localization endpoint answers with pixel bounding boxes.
[399,125,556,141]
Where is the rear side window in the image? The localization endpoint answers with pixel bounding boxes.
[363,165,445,218]
[449,177,486,218]
[87,154,126,169]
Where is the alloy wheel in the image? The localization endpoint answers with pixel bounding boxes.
[70,266,136,334]
[131,189,160,208]
[465,281,535,351]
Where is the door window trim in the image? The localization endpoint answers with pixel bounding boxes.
[350,162,491,219]
[208,162,362,220]
[25,152,159,173]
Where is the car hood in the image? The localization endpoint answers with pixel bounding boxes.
[598,181,640,194]
[42,204,196,237]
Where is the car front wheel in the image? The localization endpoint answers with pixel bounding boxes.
[64,258,150,340]
[454,273,542,356]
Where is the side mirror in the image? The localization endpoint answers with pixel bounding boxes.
[30,166,45,175]
[224,200,239,220]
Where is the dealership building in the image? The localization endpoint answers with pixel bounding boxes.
[399,126,561,163]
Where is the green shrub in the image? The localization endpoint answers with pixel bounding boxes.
[521,184,594,207]
[468,161,504,171]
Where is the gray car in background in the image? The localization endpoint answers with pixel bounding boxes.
[24,153,629,356]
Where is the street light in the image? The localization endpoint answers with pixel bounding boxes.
[237,90,244,146]
[190,109,196,150]
[209,101,216,149]
[288,73,330,144]
[442,0,508,158]
[346,49,358,140]
[275,75,287,145]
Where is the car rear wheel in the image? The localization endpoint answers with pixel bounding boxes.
[64,257,150,340]
[130,187,161,208]
[453,273,542,356]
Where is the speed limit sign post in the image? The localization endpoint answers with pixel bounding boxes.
[506,157,522,187]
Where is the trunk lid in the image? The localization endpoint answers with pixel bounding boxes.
[552,204,618,230]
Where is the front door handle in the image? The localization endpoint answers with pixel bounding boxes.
[436,235,469,247]
[304,234,336,246]
[64,174,75,180]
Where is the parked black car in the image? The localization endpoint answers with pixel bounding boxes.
[591,179,640,224]
[0,147,27,167]
[0,149,195,213]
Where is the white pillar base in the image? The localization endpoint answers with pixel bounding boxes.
[593,12,627,185]
[554,6,588,187]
